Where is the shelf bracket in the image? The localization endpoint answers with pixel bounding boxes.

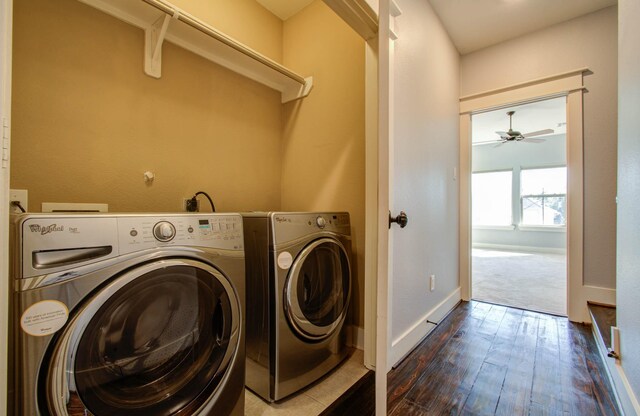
[144,11,177,78]
[281,76,314,104]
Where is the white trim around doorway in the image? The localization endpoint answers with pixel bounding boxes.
[459,68,610,323]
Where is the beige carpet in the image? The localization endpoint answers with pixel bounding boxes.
[472,248,567,315]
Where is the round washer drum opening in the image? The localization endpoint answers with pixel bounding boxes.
[284,238,351,341]
[45,261,241,416]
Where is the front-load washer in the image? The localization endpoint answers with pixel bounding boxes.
[242,212,351,402]
[9,213,245,416]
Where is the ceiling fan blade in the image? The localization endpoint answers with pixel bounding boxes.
[521,137,546,143]
[493,141,507,148]
[495,130,509,136]
[472,139,503,146]
[522,128,554,138]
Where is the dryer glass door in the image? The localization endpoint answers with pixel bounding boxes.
[47,260,240,416]
[285,238,351,341]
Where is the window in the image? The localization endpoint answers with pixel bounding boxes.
[520,167,567,226]
[472,171,512,226]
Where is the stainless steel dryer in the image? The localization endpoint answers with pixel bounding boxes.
[9,213,245,416]
[242,212,351,402]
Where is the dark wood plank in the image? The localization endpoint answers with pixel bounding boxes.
[460,362,508,415]
[528,401,570,416]
[530,314,563,411]
[381,301,621,416]
[494,312,540,415]
[484,307,523,367]
[387,301,477,413]
[401,306,496,413]
[320,370,375,416]
[389,399,431,416]
[578,323,620,416]
[588,303,616,348]
[556,318,600,415]
[477,304,508,338]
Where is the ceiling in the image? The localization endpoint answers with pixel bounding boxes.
[257,0,616,51]
[472,97,566,145]
[254,0,599,142]
[428,0,617,54]
[255,0,314,20]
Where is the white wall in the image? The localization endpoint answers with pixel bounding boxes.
[616,0,640,409]
[389,0,460,365]
[461,6,618,289]
[472,134,567,250]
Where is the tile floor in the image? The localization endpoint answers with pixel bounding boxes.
[244,349,368,416]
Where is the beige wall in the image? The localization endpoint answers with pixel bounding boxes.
[11,0,283,213]
[281,1,366,327]
[12,0,367,327]
[461,6,618,289]
[169,0,283,62]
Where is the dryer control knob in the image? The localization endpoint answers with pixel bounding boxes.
[153,221,176,242]
[316,216,326,229]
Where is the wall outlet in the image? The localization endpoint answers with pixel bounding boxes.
[430,274,436,292]
[183,198,199,212]
[9,189,28,213]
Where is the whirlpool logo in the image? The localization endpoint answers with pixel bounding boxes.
[29,224,64,235]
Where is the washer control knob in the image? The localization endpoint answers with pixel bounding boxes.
[316,216,326,229]
[153,221,176,242]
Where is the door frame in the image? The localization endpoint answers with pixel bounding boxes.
[0,0,12,413]
[459,68,614,323]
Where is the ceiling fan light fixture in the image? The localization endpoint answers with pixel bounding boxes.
[489,110,554,145]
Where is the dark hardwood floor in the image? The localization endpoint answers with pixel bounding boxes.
[321,371,375,416]
[388,301,620,415]
[588,302,616,349]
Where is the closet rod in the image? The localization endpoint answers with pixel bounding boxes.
[142,0,307,85]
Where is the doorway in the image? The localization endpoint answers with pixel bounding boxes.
[470,97,567,315]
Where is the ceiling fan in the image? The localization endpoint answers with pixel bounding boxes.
[491,110,554,146]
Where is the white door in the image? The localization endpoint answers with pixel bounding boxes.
[375,0,461,414]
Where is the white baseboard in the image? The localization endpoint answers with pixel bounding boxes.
[472,243,566,254]
[591,325,640,415]
[347,325,365,350]
[583,285,616,306]
[570,285,616,323]
[613,363,640,416]
[389,287,461,369]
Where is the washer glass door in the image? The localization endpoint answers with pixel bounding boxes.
[47,259,240,416]
[284,238,351,341]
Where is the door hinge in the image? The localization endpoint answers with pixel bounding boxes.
[2,117,9,168]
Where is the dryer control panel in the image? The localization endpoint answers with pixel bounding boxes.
[270,212,351,245]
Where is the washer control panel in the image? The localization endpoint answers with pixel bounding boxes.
[18,213,244,279]
[118,214,243,254]
[153,221,176,242]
